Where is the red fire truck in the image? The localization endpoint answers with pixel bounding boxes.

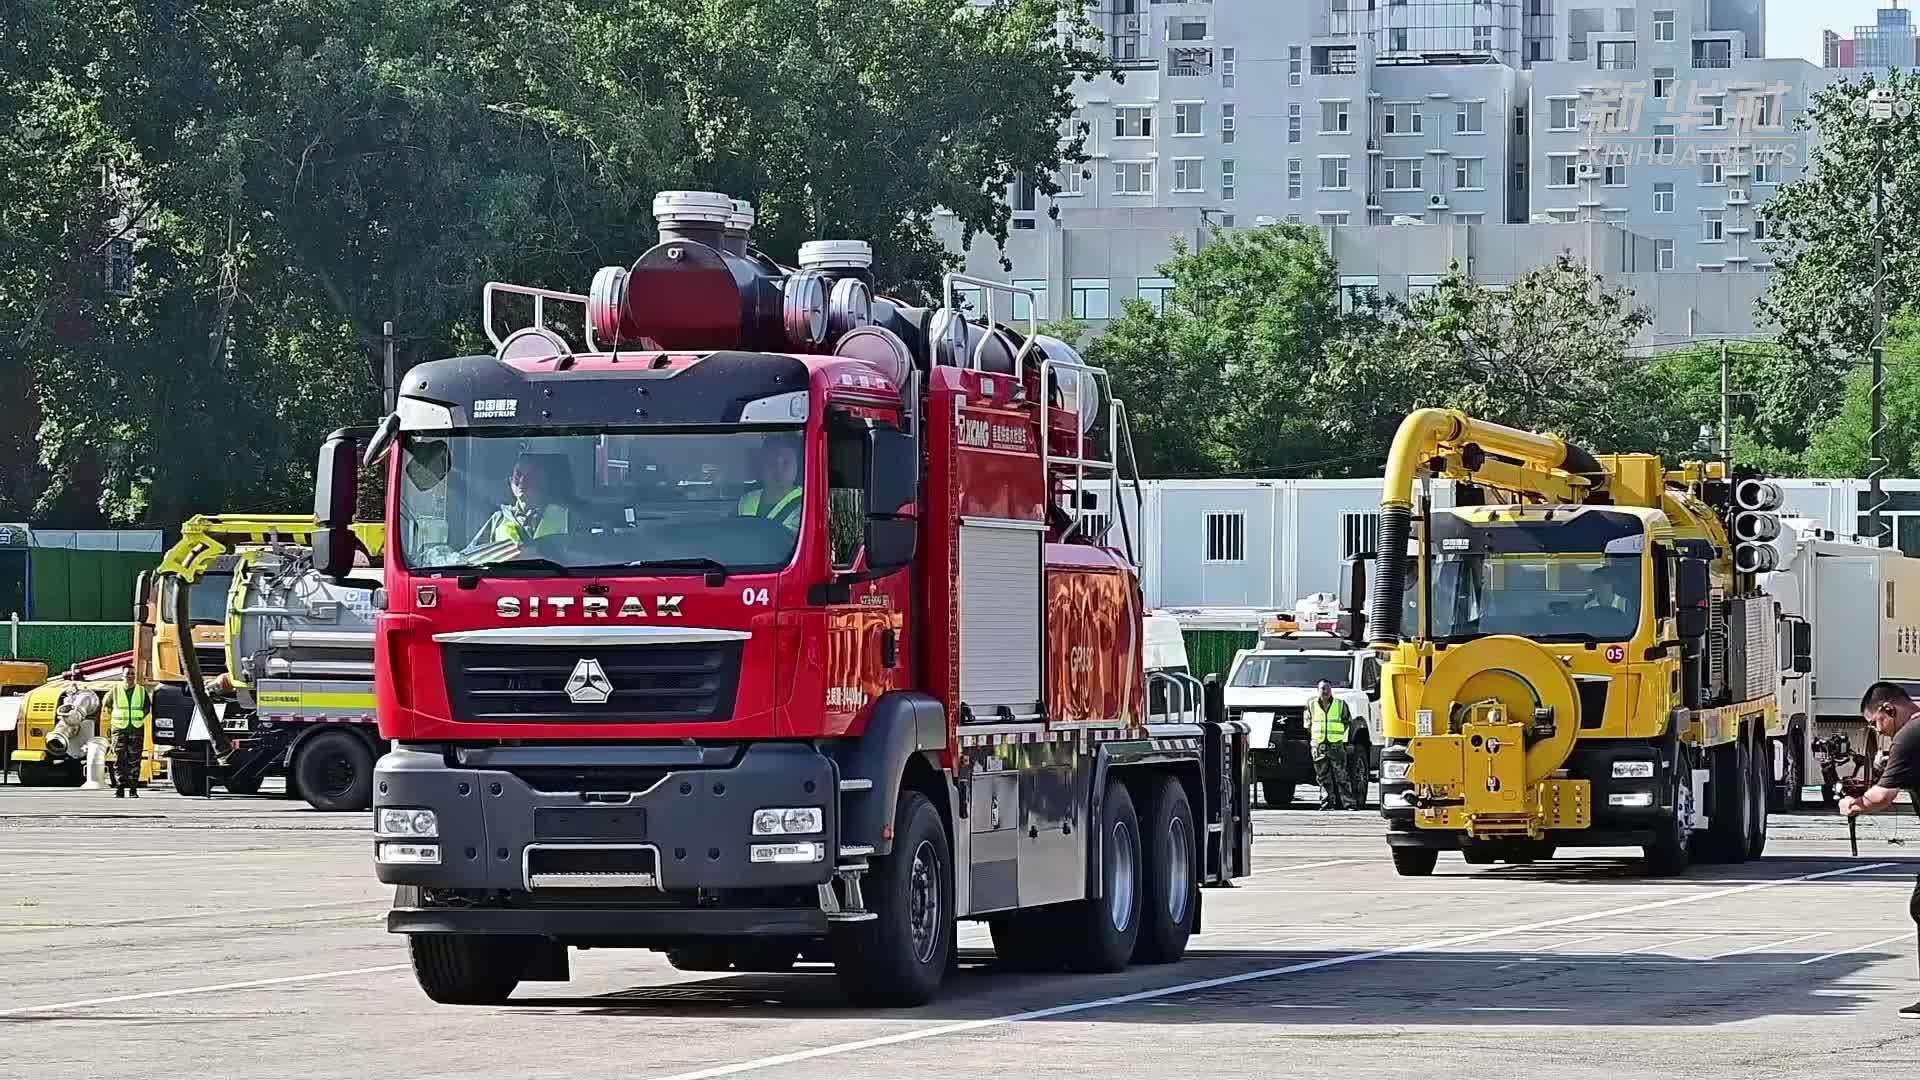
[313,191,1253,1007]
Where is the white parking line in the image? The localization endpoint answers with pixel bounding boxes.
[645,862,1891,1080]
[0,964,410,1017]
[1706,931,1829,960]
[1619,933,1717,955]
[1797,930,1918,966]
[1250,859,1358,876]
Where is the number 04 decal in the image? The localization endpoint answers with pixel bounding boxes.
[742,586,771,606]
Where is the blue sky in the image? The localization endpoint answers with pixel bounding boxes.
[1772,0,1906,62]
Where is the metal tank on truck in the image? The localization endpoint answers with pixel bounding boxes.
[311,190,1255,1008]
[1360,409,1794,876]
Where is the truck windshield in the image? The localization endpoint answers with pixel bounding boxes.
[1231,655,1353,689]
[396,429,805,575]
[160,573,233,625]
[1427,510,1645,643]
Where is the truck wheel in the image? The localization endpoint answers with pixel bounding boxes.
[1460,838,1498,865]
[988,911,1065,972]
[294,731,374,812]
[1697,738,1751,864]
[1062,780,1144,973]
[1745,728,1769,860]
[1644,759,1692,877]
[408,933,531,1005]
[1261,781,1295,809]
[170,761,208,797]
[1134,777,1198,964]
[1767,727,1806,814]
[830,790,952,1007]
[1391,847,1439,877]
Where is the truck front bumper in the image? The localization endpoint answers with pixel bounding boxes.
[387,902,829,940]
[373,742,840,895]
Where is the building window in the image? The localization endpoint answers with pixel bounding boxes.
[1173,157,1204,192]
[1113,160,1154,195]
[1754,216,1771,242]
[1455,157,1486,190]
[1754,160,1778,185]
[1137,277,1175,314]
[1603,158,1626,186]
[105,238,134,297]
[1693,38,1732,69]
[1114,105,1153,139]
[1221,103,1236,144]
[1454,211,1485,224]
[1011,279,1048,321]
[1550,97,1578,131]
[1222,47,1236,88]
[1321,100,1351,134]
[1220,214,1235,227]
[1700,263,1724,273]
[1288,103,1302,143]
[1174,102,1204,136]
[1512,160,1526,190]
[1320,156,1351,190]
[1070,278,1111,320]
[1390,27,1409,52]
[1011,172,1038,214]
[954,285,983,316]
[1321,211,1351,226]
[1204,511,1246,563]
[1653,67,1675,100]
[1699,154,1724,186]
[1473,24,1494,51]
[1704,95,1726,128]
[1656,239,1675,271]
[1654,181,1675,213]
[1288,45,1302,86]
[1384,102,1423,135]
[1385,158,1423,191]
[1059,161,1084,196]
[1597,41,1636,70]
[1654,123,1675,159]
[1456,100,1485,134]
[1341,512,1382,558]
[1338,274,1378,310]
[1548,153,1578,187]
[1653,9,1675,42]
[1514,106,1527,136]
[1754,91,1782,129]
[1223,158,1236,200]
[1702,211,1725,242]
[1287,158,1302,199]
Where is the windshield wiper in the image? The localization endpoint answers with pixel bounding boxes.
[460,557,576,577]
[623,557,730,583]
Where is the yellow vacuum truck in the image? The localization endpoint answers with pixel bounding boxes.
[1360,409,1801,877]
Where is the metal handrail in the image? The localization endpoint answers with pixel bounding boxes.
[941,272,1039,378]
[482,281,597,353]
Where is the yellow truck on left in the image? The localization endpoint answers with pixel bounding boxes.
[8,514,386,810]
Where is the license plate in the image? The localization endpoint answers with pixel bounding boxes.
[534,807,648,841]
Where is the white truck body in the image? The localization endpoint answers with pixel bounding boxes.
[1222,636,1383,808]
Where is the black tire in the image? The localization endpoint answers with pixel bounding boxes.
[224,775,262,796]
[1262,781,1294,809]
[294,731,375,812]
[170,760,208,797]
[1746,727,1769,860]
[1134,777,1198,965]
[1697,738,1751,864]
[1768,726,1806,813]
[1391,847,1439,877]
[1644,748,1693,877]
[1460,838,1499,865]
[1062,781,1144,973]
[666,944,735,972]
[397,885,529,1005]
[830,790,953,1007]
[988,911,1065,972]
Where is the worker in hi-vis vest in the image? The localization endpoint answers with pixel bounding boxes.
[472,453,570,549]
[107,671,150,798]
[737,438,803,531]
[1308,679,1357,811]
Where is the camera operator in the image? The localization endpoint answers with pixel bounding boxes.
[1841,682,1920,1021]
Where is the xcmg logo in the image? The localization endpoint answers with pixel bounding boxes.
[495,595,684,618]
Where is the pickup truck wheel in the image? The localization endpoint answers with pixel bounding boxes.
[1261,781,1295,809]
[294,731,374,812]
[830,790,952,1007]
[1063,780,1144,973]
[170,761,208,797]
[1391,847,1440,877]
[1133,777,1198,965]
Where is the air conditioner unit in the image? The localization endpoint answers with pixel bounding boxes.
[1575,164,1599,179]
[1124,15,1143,32]
[1429,194,1448,207]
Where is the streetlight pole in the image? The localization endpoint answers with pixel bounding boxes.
[1856,85,1910,547]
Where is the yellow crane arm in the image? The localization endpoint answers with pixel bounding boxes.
[157,514,385,583]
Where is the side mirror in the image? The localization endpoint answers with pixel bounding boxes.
[864,518,917,576]
[313,431,360,580]
[1338,552,1371,643]
[865,427,916,515]
[1677,558,1710,608]
[132,571,151,625]
[1792,619,1813,674]
[1203,673,1225,726]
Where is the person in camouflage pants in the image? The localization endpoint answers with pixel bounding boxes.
[1308,680,1357,810]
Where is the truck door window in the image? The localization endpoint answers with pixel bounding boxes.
[1653,544,1673,618]
[826,416,873,571]
[1361,657,1380,694]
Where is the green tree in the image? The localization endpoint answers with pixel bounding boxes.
[1805,315,1920,476]
[1760,70,1920,417]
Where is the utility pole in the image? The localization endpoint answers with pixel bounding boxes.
[382,321,398,414]
[1719,339,1731,474]
[1855,85,1910,547]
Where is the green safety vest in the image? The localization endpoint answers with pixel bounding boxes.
[489,503,568,545]
[1308,697,1348,745]
[738,486,803,530]
[109,685,149,732]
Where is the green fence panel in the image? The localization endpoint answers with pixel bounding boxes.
[1182,629,1257,681]
[27,549,150,621]
[8,622,135,673]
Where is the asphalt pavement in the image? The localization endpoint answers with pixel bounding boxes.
[2,781,1918,1079]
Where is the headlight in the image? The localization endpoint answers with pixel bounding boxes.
[376,842,441,864]
[1381,760,1411,781]
[1608,792,1655,808]
[752,807,824,835]
[1611,761,1656,779]
[377,808,438,838]
[750,841,824,864]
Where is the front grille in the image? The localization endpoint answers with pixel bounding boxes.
[443,642,742,723]
[196,645,227,678]
[1227,705,1308,742]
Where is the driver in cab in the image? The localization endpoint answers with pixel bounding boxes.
[736,439,803,531]
[1584,564,1631,613]
[471,453,570,550]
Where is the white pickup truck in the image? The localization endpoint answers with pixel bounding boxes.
[1223,635,1383,809]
